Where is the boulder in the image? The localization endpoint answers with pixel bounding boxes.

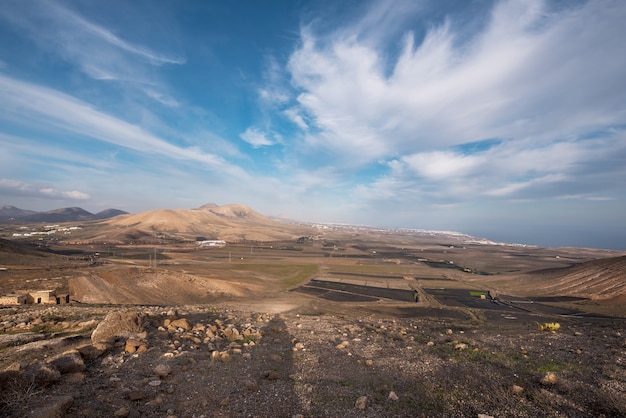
[25,362,61,387]
[48,351,85,374]
[91,311,145,344]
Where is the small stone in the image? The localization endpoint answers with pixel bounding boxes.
[336,341,349,349]
[365,359,374,367]
[114,407,130,417]
[388,391,399,401]
[455,343,468,351]
[245,380,259,391]
[426,341,435,346]
[263,370,281,380]
[355,395,367,410]
[271,354,283,362]
[170,318,192,331]
[125,339,145,353]
[153,364,172,378]
[512,385,524,394]
[127,391,144,401]
[446,329,453,335]
[149,380,162,387]
[294,342,305,350]
[540,372,558,385]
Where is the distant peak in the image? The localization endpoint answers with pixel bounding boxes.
[198,203,218,210]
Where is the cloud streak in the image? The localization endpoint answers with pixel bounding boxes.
[0,74,246,179]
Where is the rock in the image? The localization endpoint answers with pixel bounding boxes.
[355,395,367,409]
[149,380,162,387]
[169,318,192,331]
[446,329,454,335]
[91,311,145,344]
[245,379,259,391]
[512,384,524,394]
[153,364,172,378]
[263,370,281,380]
[426,341,435,346]
[114,406,130,417]
[125,339,147,353]
[294,342,305,350]
[48,351,85,374]
[77,344,106,361]
[455,343,468,351]
[541,372,558,385]
[365,359,374,367]
[388,391,399,401]
[478,415,494,418]
[127,391,144,401]
[24,362,61,387]
[27,395,73,418]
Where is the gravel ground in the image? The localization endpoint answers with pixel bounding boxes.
[1,298,625,417]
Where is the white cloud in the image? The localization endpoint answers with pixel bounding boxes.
[287,0,626,159]
[283,108,308,130]
[40,188,90,200]
[281,0,626,206]
[0,178,90,200]
[401,151,483,180]
[240,128,275,148]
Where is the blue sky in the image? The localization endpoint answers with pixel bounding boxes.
[1,0,625,249]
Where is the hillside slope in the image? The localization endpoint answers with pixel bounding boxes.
[504,256,626,300]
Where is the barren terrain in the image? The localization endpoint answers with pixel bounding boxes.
[0,207,625,417]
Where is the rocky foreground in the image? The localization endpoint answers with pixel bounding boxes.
[1,302,625,417]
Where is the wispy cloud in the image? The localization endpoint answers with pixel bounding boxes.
[0,178,90,201]
[0,0,183,102]
[0,74,247,179]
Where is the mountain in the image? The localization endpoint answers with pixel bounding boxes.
[0,206,128,223]
[100,204,309,242]
[0,205,37,221]
[204,203,266,220]
[18,207,96,223]
[93,208,129,220]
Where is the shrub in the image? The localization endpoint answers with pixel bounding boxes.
[538,322,560,332]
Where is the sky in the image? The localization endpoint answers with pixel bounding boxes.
[0,0,625,250]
